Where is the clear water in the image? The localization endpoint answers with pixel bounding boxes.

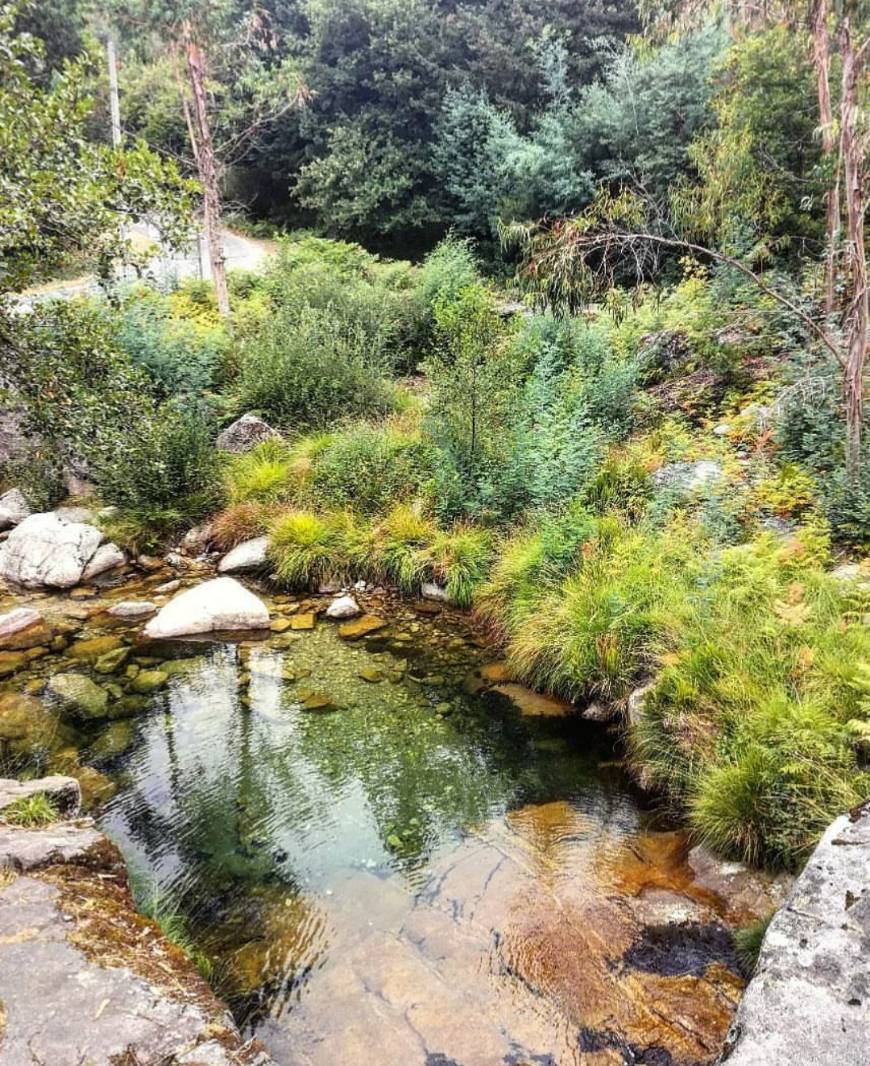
[4,584,750,1065]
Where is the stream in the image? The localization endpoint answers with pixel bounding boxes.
[0,570,777,1066]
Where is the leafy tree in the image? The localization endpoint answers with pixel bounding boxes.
[0,2,192,295]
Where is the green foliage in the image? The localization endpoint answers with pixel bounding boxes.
[1,791,58,827]
[237,305,396,429]
[223,441,294,506]
[430,525,494,608]
[309,424,430,515]
[133,876,213,981]
[94,406,221,546]
[734,913,774,976]
[115,288,230,398]
[268,509,354,589]
[0,6,192,294]
[674,25,824,259]
[371,505,437,592]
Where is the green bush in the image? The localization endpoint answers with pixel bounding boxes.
[115,289,229,398]
[94,405,221,545]
[237,305,396,428]
[268,509,355,588]
[309,423,431,514]
[223,440,294,506]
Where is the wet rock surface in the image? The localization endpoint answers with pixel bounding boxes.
[0,821,275,1066]
[144,576,270,638]
[721,802,870,1066]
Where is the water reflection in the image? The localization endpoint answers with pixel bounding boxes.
[87,618,740,1065]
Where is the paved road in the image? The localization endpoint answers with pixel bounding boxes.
[15,223,273,309]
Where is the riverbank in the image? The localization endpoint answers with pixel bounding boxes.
[0,792,276,1065]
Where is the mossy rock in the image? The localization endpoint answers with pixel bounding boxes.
[95,646,131,675]
[47,673,110,720]
[68,635,123,661]
[131,670,168,695]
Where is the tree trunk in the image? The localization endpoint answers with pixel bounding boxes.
[812,0,839,313]
[183,24,230,319]
[839,16,868,477]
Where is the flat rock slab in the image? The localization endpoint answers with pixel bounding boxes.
[0,822,107,871]
[721,803,870,1065]
[0,776,81,818]
[0,826,275,1066]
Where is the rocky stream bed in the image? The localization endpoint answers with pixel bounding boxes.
[0,504,866,1066]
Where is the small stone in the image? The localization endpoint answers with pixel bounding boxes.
[68,635,122,661]
[326,595,361,620]
[216,412,279,453]
[153,579,181,594]
[421,581,449,602]
[299,690,334,712]
[0,607,52,651]
[434,702,453,716]
[107,601,157,620]
[69,586,97,600]
[137,554,164,571]
[131,669,168,694]
[290,613,316,631]
[94,646,131,674]
[338,615,387,640]
[358,666,384,683]
[218,536,269,574]
[271,618,293,633]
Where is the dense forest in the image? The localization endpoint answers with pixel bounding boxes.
[1,0,869,880]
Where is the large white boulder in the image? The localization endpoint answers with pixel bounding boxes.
[0,512,112,589]
[218,536,269,574]
[0,489,31,531]
[143,577,270,639]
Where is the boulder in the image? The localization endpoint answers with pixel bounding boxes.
[721,803,870,1066]
[107,601,157,620]
[81,541,126,581]
[325,595,361,620]
[0,488,31,530]
[0,512,106,589]
[0,607,52,651]
[143,577,270,639]
[216,413,278,453]
[653,460,723,494]
[47,673,110,720]
[0,775,81,818]
[421,581,449,602]
[218,536,269,574]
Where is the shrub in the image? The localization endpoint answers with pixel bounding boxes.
[223,440,294,506]
[115,288,229,398]
[211,501,269,551]
[237,305,396,428]
[309,424,430,514]
[268,509,355,589]
[93,405,221,544]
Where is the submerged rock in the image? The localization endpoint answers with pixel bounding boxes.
[0,607,52,651]
[489,683,574,718]
[338,614,387,640]
[0,488,31,530]
[216,412,279,453]
[722,803,870,1065]
[47,674,110,720]
[218,536,269,574]
[326,595,361,620]
[143,577,270,639]
[131,669,168,694]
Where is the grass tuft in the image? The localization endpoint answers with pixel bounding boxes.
[2,792,59,827]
